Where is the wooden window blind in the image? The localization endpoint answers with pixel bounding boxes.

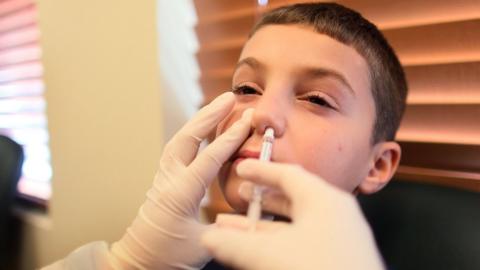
[193,0,480,214]
[0,0,51,204]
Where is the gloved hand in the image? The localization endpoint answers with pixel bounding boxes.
[201,159,385,270]
[109,92,253,270]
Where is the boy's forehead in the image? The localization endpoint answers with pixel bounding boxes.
[238,25,371,95]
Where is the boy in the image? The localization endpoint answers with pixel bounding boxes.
[43,2,406,270]
[216,2,406,216]
[200,3,407,269]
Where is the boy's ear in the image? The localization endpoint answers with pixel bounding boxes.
[358,141,401,194]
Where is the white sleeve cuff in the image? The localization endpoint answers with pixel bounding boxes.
[41,241,112,270]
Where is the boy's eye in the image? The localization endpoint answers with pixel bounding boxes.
[232,85,261,95]
[301,94,336,110]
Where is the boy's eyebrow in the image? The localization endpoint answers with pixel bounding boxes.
[235,57,355,97]
[303,67,356,97]
[234,57,264,73]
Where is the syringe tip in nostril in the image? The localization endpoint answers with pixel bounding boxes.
[265,127,274,136]
[264,127,274,142]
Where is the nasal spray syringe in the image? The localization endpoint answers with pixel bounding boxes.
[246,127,274,231]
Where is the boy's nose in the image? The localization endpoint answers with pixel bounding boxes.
[251,92,287,137]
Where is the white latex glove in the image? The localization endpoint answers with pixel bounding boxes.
[201,159,385,270]
[109,92,253,270]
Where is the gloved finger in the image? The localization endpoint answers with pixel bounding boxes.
[188,108,254,188]
[215,213,288,232]
[238,181,292,219]
[164,92,235,166]
[236,159,323,217]
[201,228,267,270]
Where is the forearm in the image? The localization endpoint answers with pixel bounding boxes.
[109,199,209,270]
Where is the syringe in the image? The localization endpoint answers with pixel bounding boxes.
[246,127,274,231]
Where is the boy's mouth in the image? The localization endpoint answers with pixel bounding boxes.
[231,150,261,167]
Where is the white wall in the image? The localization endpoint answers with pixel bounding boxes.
[19,1,164,268]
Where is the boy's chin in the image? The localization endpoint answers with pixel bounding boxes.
[220,178,292,221]
[218,169,293,221]
[224,180,251,213]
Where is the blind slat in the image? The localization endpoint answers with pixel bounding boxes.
[17,176,51,201]
[194,0,254,21]
[385,19,480,66]
[399,104,480,145]
[0,24,38,49]
[0,61,42,83]
[0,0,32,17]
[0,79,43,97]
[0,44,40,67]
[400,142,480,173]
[406,61,480,104]
[0,127,48,145]
[196,14,253,46]
[0,5,35,33]
[198,46,240,75]
[0,96,45,113]
[200,77,230,102]
[396,166,480,192]
[0,112,46,129]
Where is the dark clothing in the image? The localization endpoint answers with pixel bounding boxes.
[203,260,230,270]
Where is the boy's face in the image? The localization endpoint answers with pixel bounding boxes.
[216,25,379,211]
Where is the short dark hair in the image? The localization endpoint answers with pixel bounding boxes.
[250,2,408,143]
